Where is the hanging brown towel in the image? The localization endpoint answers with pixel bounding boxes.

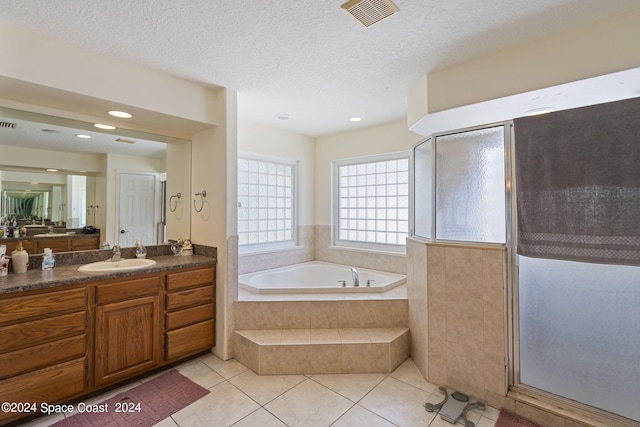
[514,96,640,266]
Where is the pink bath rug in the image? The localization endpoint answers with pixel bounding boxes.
[495,409,542,427]
[50,369,209,427]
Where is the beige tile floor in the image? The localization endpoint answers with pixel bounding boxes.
[20,354,499,427]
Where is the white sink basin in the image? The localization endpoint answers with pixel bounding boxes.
[78,258,156,273]
[34,233,72,237]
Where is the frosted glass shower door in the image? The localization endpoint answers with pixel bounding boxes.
[518,256,640,422]
[435,126,506,243]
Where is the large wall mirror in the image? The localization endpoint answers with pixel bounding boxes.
[0,106,191,248]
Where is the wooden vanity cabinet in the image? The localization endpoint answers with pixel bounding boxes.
[0,288,88,425]
[71,235,100,251]
[165,266,216,360]
[36,238,70,253]
[0,262,215,425]
[94,276,161,387]
[3,235,100,254]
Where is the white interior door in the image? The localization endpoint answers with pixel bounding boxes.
[117,171,157,247]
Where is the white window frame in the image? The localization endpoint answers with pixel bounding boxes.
[332,151,410,254]
[237,151,297,255]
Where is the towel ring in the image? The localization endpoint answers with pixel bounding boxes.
[194,190,207,212]
[169,193,181,212]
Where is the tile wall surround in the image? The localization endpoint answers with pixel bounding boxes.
[425,242,508,407]
[234,299,408,330]
[233,299,410,376]
[408,240,607,426]
[220,235,239,360]
[238,226,314,274]
[406,238,429,377]
[237,225,406,275]
[315,225,406,274]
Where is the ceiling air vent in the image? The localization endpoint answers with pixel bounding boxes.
[341,0,399,28]
[0,121,16,129]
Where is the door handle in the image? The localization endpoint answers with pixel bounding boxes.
[120,229,127,234]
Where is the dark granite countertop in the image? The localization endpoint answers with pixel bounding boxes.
[0,254,216,295]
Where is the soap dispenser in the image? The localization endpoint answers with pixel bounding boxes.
[11,241,29,274]
[135,240,147,259]
[42,248,55,270]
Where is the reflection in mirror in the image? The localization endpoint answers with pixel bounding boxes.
[0,106,191,248]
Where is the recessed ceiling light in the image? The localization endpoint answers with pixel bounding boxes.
[76,134,91,139]
[108,110,133,118]
[349,117,362,122]
[46,168,58,172]
[41,129,60,133]
[276,114,291,120]
[94,123,116,130]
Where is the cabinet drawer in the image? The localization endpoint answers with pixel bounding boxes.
[0,335,85,379]
[96,276,160,305]
[71,236,100,251]
[0,288,86,325]
[36,238,70,253]
[166,267,214,291]
[166,286,214,311]
[0,357,85,425]
[166,320,214,360]
[0,311,86,353]
[166,303,214,331]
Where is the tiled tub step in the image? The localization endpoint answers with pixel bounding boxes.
[234,327,409,375]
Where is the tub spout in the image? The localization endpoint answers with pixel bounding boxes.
[351,267,359,287]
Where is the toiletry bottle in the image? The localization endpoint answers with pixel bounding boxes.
[12,241,29,274]
[0,245,7,276]
[42,248,56,270]
[135,240,147,259]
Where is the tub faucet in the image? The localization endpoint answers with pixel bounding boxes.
[351,267,359,287]
[110,245,121,262]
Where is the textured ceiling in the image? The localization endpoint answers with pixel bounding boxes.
[0,0,639,137]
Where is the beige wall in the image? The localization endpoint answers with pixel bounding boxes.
[237,120,316,274]
[238,119,315,226]
[314,120,422,273]
[190,88,238,360]
[411,9,640,118]
[0,22,217,131]
[165,142,192,241]
[1,22,235,357]
[315,120,422,226]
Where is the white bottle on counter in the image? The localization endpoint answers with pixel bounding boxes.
[12,241,29,274]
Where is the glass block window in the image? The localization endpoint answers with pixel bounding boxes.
[435,125,506,243]
[237,155,295,247]
[334,152,410,252]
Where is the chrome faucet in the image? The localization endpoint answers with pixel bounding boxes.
[110,245,121,262]
[351,267,359,287]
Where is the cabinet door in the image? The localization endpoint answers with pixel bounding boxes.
[95,296,160,386]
